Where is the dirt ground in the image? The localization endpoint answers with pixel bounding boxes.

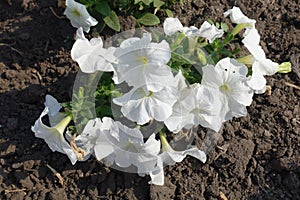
[0,0,299,199]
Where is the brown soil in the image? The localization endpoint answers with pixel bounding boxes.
[0,0,299,199]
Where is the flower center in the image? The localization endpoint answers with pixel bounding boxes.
[219,84,230,93]
[139,56,148,64]
[72,9,82,17]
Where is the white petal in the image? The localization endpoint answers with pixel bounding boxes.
[71,29,117,73]
[198,21,224,43]
[163,18,184,36]
[45,95,61,116]
[224,6,256,27]
[247,63,267,91]
[174,70,188,91]
[94,143,114,161]
[183,26,199,36]
[148,157,164,185]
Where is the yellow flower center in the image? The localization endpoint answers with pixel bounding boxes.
[219,84,230,93]
[139,56,148,64]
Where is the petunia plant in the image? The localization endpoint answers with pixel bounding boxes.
[32,6,291,185]
[63,0,183,32]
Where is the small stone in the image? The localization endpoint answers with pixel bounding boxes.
[12,162,23,169]
[20,176,34,189]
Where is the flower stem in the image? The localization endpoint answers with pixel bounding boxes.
[54,115,72,134]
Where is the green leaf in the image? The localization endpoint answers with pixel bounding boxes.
[220,22,229,32]
[134,0,142,4]
[154,0,164,8]
[95,1,111,16]
[103,10,120,31]
[137,13,160,26]
[207,19,214,25]
[142,0,153,6]
[165,9,173,18]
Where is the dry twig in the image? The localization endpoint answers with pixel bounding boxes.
[4,188,26,194]
[219,191,228,200]
[50,6,65,19]
[0,43,23,56]
[264,85,272,96]
[285,82,300,90]
[70,134,86,161]
[46,164,65,186]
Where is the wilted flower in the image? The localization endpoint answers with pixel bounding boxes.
[64,0,98,32]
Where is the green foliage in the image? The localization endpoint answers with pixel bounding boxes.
[136,12,160,26]
[103,10,120,31]
[77,0,184,32]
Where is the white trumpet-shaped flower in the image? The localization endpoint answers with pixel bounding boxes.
[201,57,253,121]
[31,104,77,165]
[113,33,173,91]
[64,0,98,33]
[165,83,222,133]
[113,86,178,125]
[71,27,118,73]
[95,118,161,173]
[242,29,278,93]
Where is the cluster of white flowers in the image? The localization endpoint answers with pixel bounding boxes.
[32,6,287,185]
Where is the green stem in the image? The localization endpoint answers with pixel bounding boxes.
[54,115,72,134]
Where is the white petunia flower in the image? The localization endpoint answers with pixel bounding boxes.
[165,83,222,133]
[64,0,98,33]
[163,18,224,42]
[113,85,178,125]
[224,6,256,28]
[242,29,278,93]
[113,33,173,91]
[95,118,161,175]
[31,106,77,165]
[201,57,253,121]
[71,27,118,73]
